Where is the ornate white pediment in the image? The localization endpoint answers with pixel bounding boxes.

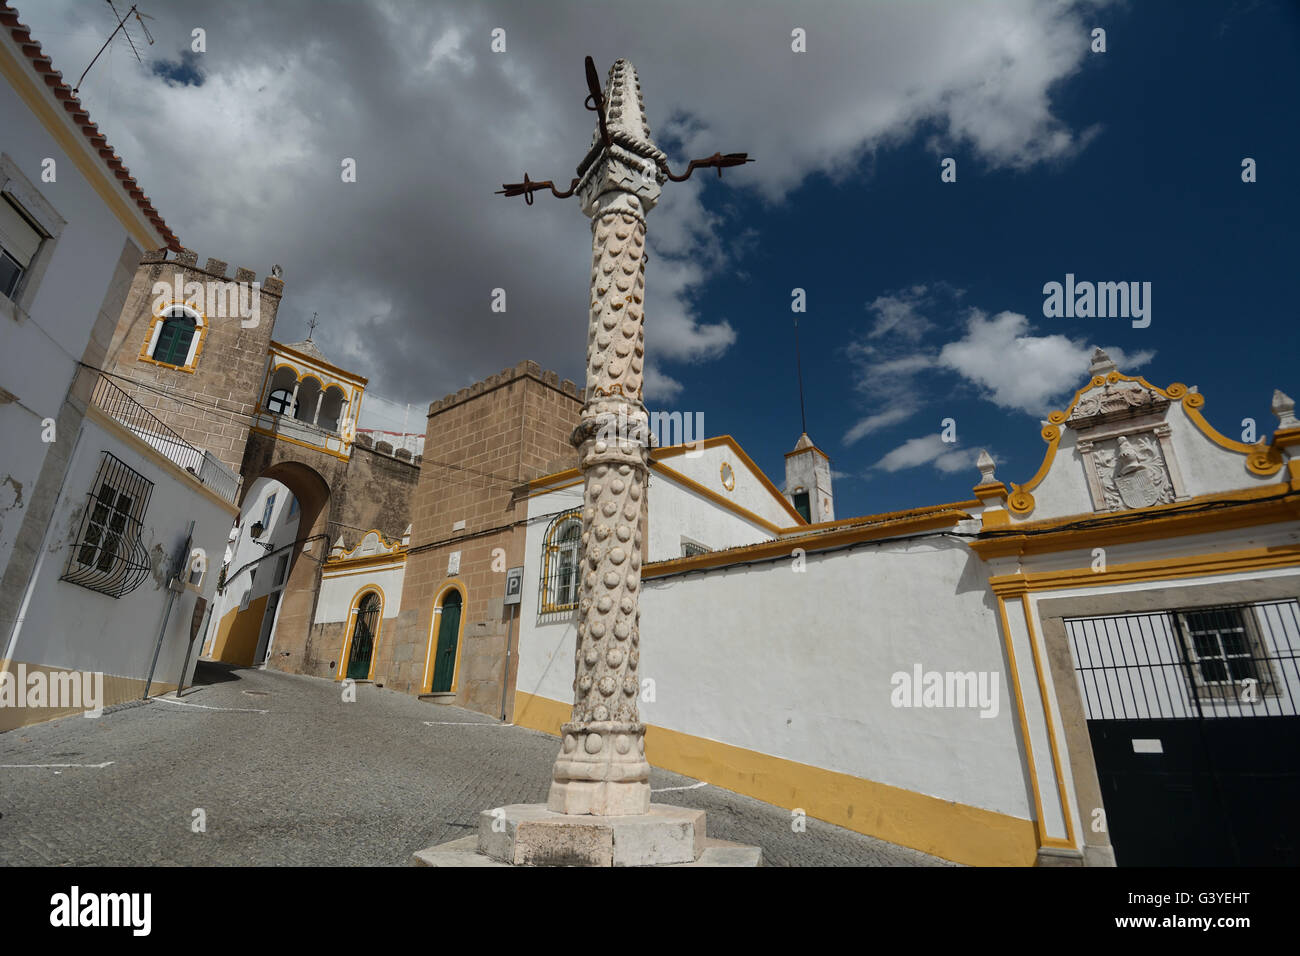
[1066,378,1168,428]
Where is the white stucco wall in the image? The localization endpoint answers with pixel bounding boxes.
[516,530,1033,821]
[655,442,797,529]
[0,77,149,579]
[7,415,232,688]
[316,563,405,624]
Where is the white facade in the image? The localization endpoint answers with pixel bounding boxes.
[201,477,301,665]
[2,406,236,728]
[509,355,1300,866]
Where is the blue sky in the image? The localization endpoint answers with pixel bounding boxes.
[680,0,1299,516]
[21,0,1300,518]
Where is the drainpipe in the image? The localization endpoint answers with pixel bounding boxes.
[500,603,516,722]
[143,520,194,699]
[175,598,212,698]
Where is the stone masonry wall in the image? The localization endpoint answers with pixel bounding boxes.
[103,249,284,475]
[379,361,582,718]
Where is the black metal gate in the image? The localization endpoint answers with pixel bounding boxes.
[1066,600,1300,866]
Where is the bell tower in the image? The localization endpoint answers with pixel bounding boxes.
[783,432,834,523]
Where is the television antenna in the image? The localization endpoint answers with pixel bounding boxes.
[73,1,156,95]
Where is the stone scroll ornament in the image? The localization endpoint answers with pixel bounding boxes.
[497,58,750,815]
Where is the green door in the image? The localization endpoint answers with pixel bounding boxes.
[346,593,380,680]
[431,592,462,693]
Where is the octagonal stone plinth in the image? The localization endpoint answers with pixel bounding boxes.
[479,803,705,867]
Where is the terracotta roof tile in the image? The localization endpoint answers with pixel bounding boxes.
[1,2,181,251]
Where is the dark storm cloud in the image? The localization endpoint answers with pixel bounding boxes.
[22,0,1106,409]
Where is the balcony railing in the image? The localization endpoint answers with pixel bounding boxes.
[89,373,241,504]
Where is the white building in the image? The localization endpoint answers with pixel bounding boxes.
[1,6,238,729]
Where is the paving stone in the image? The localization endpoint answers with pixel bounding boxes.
[0,663,956,867]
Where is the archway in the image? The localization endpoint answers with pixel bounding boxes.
[430,588,464,694]
[344,590,382,680]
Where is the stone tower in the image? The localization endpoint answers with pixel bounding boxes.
[103,248,284,475]
[783,432,834,523]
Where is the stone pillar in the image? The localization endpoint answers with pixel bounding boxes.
[547,59,664,817]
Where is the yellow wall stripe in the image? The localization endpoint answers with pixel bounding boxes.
[513,691,1038,866]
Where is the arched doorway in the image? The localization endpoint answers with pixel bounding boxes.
[345,591,381,680]
[431,589,463,693]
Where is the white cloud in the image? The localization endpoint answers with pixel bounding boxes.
[873,434,974,474]
[938,310,1155,414]
[19,0,1109,407]
[643,364,683,402]
[843,405,915,445]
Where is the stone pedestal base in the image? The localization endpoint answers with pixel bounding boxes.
[410,803,762,867]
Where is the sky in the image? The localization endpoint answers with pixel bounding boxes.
[18,0,1300,518]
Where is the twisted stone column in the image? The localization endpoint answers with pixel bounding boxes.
[547,209,653,816]
[548,59,662,816]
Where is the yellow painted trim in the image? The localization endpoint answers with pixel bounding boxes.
[1181,392,1283,475]
[247,425,352,461]
[0,35,167,251]
[996,596,1048,847]
[1008,374,1283,516]
[83,404,238,515]
[793,499,980,534]
[1020,597,1077,847]
[528,434,808,526]
[320,561,405,580]
[971,488,1300,559]
[512,691,1037,866]
[644,509,970,578]
[332,529,404,562]
[989,543,1300,596]
[522,476,585,499]
[270,341,368,386]
[651,461,784,534]
[540,509,582,613]
[425,580,468,693]
[136,303,207,374]
[336,585,385,681]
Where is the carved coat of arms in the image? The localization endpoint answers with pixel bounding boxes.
[1094,434,1173,510]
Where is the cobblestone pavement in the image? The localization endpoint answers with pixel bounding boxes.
[0,663,954,867]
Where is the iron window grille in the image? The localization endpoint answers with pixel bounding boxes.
[540,509,582,613]
[681,537,711,558]
[1175,605,1280,702]
[1066,600,1298,720]
[59,452,154,598]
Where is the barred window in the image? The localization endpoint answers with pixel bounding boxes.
[681,537,710,558]
[1176,606,1278,701]
[540,509,582,613]
[60,453,154,598]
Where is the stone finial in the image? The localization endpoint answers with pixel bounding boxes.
[1089,347,1117,376]
[330,535,346,557]
[1274,390,1299,429]
[271,264,283,278]
[602,59,653,146]
[401,524,412,546]
[977,449,997,483]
